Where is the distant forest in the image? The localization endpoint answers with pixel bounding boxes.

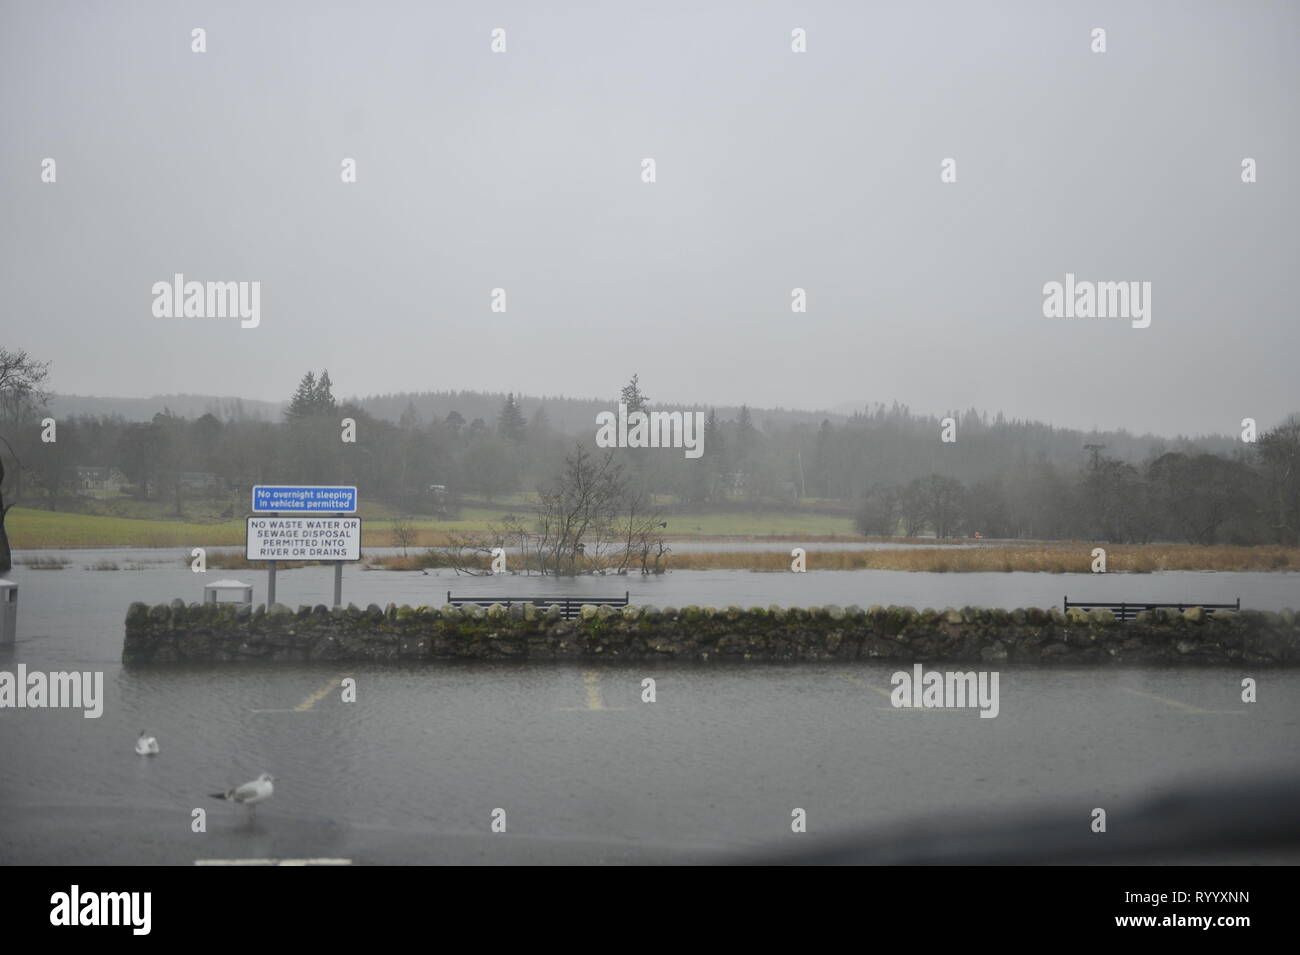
[13,369,1300,546]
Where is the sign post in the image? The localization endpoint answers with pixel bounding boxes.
[248,486,360,608]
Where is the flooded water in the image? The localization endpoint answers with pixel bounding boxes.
[10,547,1299,659]
[2,548,1298,864]
[637,539,985,553]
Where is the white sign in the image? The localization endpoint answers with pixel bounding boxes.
[245,517,361,561]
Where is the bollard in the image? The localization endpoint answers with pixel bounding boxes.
[203,578,253,609]
[0,579,16,646]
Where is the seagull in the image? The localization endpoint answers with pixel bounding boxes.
[211,773,274,819]
[135,732,160,756]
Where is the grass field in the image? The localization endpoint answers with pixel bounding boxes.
[5,506,508,549]
[664,543,1300,573]
[5,505,858,549]
[8,508,247,548]
[9,506,1300,573]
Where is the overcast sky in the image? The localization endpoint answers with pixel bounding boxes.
[2,0,1296,437]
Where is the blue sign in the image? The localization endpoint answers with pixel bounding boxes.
[252,485,357,513]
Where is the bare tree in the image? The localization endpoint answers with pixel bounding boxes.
[443,529,496,575]
[534,444,626,576]
[1082,450,1149,543]
[612,482,669,575]
[1258,416,1300,544]
[444,513,529,576]
[854,485,899,537]
[0,349,52,572]
[920,474,965,540]
[899,478,929,538]
[390,515,416,557]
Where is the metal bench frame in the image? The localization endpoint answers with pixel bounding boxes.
[1063,596,1239,623]
[447,591,630,620]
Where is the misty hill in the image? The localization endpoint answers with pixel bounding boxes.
[50,394,283,422]
[50,389,839,433]
[352,390,852,436]
[50,388,1241,477]
[30,385,1295,544]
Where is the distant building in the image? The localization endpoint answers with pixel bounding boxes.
[71,466,128,493]
[179,471,219,491]
[178,472,218,493]
[427,484,451,518]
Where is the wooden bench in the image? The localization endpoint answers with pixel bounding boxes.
[446,591,630,620]
[1063,596,1239,623]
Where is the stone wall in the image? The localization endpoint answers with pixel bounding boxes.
[122,600,1300,665]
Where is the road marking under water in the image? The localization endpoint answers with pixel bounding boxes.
[195,858,352,866]
[558,670,628,711]
[250,675,350,714]
[294,675,347,712]
[838,672,969,713]
[837,672,893,701]
[1121,687,1246,715]
[584,670,605,710]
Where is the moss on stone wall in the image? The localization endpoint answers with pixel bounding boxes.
[121,600,1300,666]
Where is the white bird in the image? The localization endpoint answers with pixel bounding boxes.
[211,773,274,819]
[135,732,160,756]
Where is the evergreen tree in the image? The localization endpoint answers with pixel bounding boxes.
[498,393,527,443]
[284,371,318,420]
[621,374,649,414]
[528,404,551,435]
[736,405,757,460]
[703,409,725,499]
[704,408,722,452]
[314,370,337,413]
[285,369,338,421]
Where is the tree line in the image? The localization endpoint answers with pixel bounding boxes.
[3,353,1298,559]
[852,433,1300,545]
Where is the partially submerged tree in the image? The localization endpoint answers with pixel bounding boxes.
[533,444,627,575]
[445,443,668,576]
[390,516,416,557]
